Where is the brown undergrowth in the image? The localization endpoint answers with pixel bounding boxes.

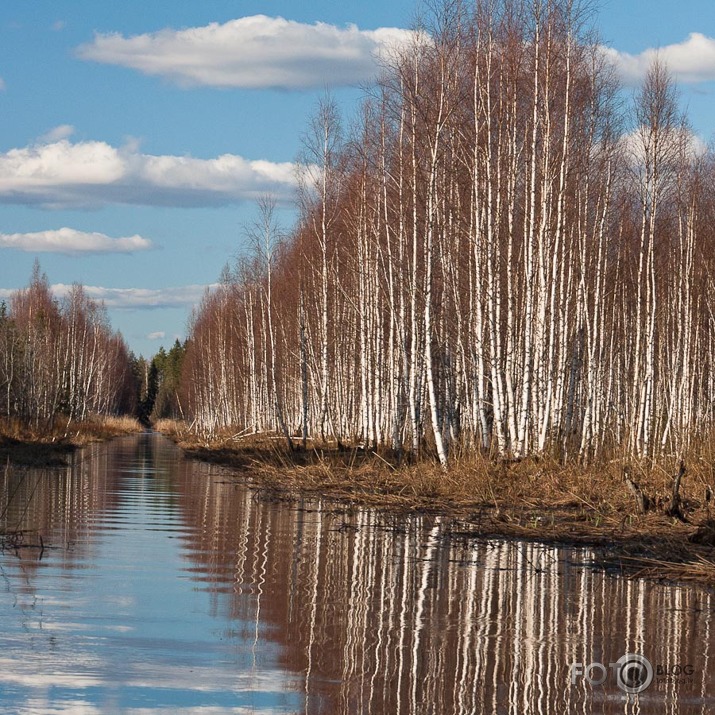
[156,419,715,587]
[0,414,144,467]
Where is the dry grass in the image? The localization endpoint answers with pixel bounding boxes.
[156,420,715,586]
[67,415,144,445]
[0,414,144,466]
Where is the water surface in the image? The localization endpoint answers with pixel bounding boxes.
[0,433,713,714]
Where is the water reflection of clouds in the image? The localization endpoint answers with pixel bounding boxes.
[0,660,298,692]
[0,662,103,688]
[17,704,294,715]
[128,710,298,715]
[0,657,301,713]
[0,616,301,709]
[17,701,104,715]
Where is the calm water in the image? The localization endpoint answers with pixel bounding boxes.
[0,433,713,714]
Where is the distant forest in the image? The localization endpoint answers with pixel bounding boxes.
[181,0,715,465]
[0,262,186,431]
[0,262,136,426]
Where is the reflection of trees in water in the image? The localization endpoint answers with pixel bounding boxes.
[2,436,712,714]
[0,434,170,574]
[174,459,715,715]
[1,444,114,575]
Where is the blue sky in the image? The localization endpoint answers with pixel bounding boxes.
[1,0,714,358]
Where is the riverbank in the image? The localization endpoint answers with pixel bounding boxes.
[156,420,715,587]
[0,415,145,467]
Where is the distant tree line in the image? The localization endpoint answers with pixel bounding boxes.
[0,263,136,427]
[179,0,715,465]
[135,340,186,425]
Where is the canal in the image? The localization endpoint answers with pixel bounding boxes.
[0,433,712,713]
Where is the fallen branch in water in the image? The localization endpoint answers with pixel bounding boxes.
[0,530,45,558]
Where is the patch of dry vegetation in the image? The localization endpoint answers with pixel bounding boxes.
[156,419,715,585]
[0,414,144,466]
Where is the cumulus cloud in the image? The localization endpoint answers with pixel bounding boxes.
[50,283,217,310]
[604,33,715,86]
[147,331,166,340]
[0,227,152,254]
[76,15,418,89]
[39,124,75,143]
[0,137,298,209]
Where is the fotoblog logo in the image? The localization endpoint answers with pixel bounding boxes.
[570,653,654,695]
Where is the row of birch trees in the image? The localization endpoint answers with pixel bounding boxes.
[0,263,136,427]
[181,0,715,465]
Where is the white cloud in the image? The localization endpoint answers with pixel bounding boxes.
[76,15,418,89]
[0,77,6,91]
[0,283,215,310]
[147,331,166,340]
[0,138,298,208]
[0,227,152,254]
[618,126,707,168]
[39,124,75,143]
[50,283,217,310]
[604,33,715,86]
